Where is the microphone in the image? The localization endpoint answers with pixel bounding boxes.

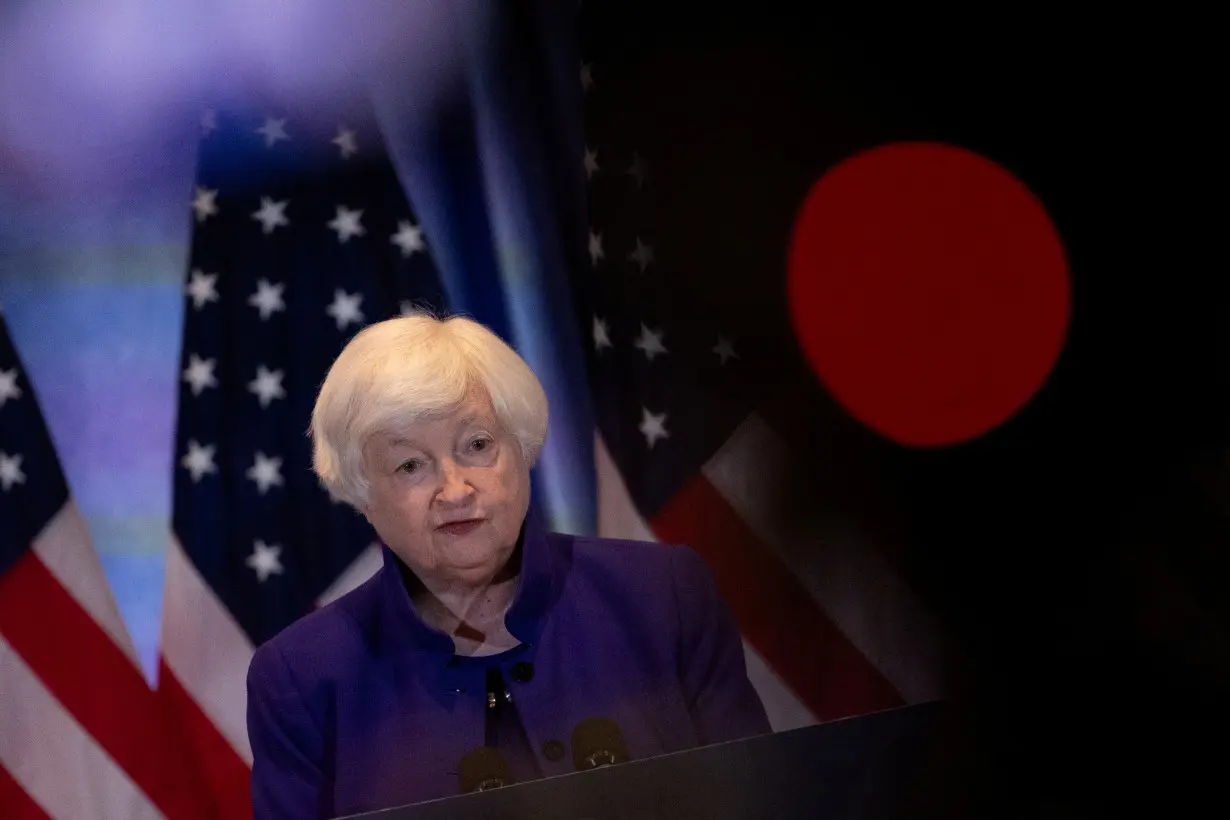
[570,717,630,771]
[458,747,516,793]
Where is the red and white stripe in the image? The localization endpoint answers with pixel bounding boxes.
[701,414,950,705]
[157,537,256,820]
[595,434,818,731]
[156,536,385,820]
[596,412,950,728]
[0,502,203,820]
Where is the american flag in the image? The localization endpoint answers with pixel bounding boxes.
[161,103,449,818]
[575,5,951,728]
[0,310,206,819]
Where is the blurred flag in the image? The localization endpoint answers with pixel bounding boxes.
[575,4,951,729]
[0,310,204,819]
[372,0,599,538]
[161,103,449,818]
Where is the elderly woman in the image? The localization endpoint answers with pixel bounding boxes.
[246,314,770,818]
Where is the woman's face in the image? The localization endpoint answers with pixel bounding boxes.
[359,390,531,592]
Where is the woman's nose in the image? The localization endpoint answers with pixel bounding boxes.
[436,461,474,504]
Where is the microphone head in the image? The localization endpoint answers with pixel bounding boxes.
[458,746,515,793]
[571,716,630,771]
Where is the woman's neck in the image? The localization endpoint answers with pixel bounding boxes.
[413,575,520,656]
[404,556,523,656]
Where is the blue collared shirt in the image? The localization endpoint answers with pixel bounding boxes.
[246,512,771,818]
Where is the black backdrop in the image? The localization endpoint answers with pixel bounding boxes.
[576,6,1226,817]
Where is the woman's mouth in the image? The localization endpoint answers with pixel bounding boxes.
[437,519,483,537]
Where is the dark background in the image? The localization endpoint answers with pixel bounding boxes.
[579,6,1226,816]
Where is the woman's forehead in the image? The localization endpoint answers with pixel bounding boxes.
[371,398,499,447]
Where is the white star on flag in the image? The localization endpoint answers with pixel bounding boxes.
[248,365,286,408]
[713,336,739,365]
[252,197,290,234]
[391,221,424,257]
[248,279,286,320]
[246,452,284,494]
[256,117,289,147]
[593,316,612,351]
[628,237,654,272]
[0,451,26,491]
[182,354,218,396]
[0,367,21,407]
[328,206,366,243]
[333,127,359,159]
[246,540,285,583]
[185,269,219,310]
[588,231,604,266]
[192,187,218,223]
[638,408,669,449]
[633,323,667,361]
[326,289,365,329]
[584,147,599,179]
[181,440,217,482]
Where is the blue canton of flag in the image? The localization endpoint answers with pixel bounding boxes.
[173,104,449,650]
[0,310,67,573]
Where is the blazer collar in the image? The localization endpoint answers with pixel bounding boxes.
[377,507,565,665]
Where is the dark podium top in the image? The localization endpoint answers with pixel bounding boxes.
[339,701,948,820]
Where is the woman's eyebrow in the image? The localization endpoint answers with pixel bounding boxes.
[384,436,425,449]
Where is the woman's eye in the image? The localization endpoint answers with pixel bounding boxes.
[399,459,421,474]
[470,437,492,452]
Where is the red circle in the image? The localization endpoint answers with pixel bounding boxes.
[787,142,1070,447]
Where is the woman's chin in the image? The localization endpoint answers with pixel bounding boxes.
[440,549,502,581]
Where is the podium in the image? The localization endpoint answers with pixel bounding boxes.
[340,701,949,820]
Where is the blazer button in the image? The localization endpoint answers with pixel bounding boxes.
[542,740,565,762]
[511,661,534,683]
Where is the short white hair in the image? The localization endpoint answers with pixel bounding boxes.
[310,312,548,507]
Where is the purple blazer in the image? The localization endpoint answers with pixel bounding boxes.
[246,512,771,818]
